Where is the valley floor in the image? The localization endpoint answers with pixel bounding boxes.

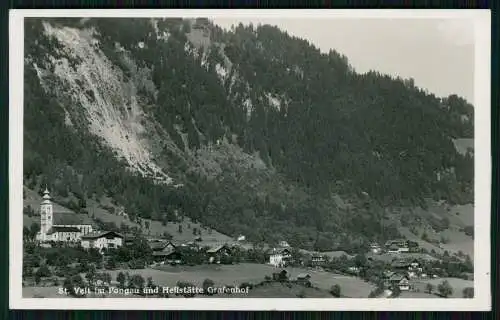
[22,263,374,298]
[22,263,472,299]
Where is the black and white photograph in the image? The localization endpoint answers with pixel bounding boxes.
[9,9,491,311]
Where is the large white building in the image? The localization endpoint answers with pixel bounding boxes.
[81,231,124,251]
[35,188,94,243]
[269,248,292,267]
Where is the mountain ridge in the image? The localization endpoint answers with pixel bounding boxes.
[23,17,474,253]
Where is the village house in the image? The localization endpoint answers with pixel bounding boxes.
[151,241,183,264]
[272,269,289,282]
[391,259,411,271]
[385,239,412,253]
[398,246,410,253]
[369,242,382,254]
[347,266,360,275]
[269,248,292,268]
[387,274,410,291]
[153,250,183,265]
[35,188,94,243]
[149,240,177,252]
[237,235,246,242]
[207,244,232,264]
[310,255,327,267]
[409,260,422,272]
[296,273,312,287]
[80,231,124,251]
[385,239,408,248]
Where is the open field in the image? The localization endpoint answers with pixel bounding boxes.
[23,263,375,298]
[22,282,334,299]
[396,200,474,258]
[243,282,333,298]
[412,277,473,298]
[152,263,375,298]
[23,286,64,298]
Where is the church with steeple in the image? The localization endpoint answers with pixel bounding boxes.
[35,187,94,243]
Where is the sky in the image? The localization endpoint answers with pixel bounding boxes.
[212,18,475,104]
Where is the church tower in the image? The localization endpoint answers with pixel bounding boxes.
[40,187,53,237]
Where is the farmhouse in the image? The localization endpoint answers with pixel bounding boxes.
[80,231,124,251]
[409,260,421,271]
[385,239,407,248]
[151,241,176,254]
[269,248,292,268]
[207,244,232,263]
[311,255,326,267]
[388,274,410,291]
[35,188,94,243]
[153,250,183,264]
[347,266,360,275]
[272,269,289,281]
[385,239,411,253]
[296,273,312,286]
[151,241,185,264]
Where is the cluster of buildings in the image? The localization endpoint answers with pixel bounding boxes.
[34,188,124,252]
[383,259,426,292]
[148,239,233,265]
[369,239,420,255]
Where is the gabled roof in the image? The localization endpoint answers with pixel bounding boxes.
[207,244,230,253]
[389,274,408,282]
[152,250,180,257]
[53,212,94,226]
[81,231,124,240]
[391,260,411,268]
[47,226,80,234]
[149,242,168,251]
[271,247,291,255]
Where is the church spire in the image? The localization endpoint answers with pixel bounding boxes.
[42,186,51,203]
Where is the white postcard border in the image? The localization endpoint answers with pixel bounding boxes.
[9,9,492,311]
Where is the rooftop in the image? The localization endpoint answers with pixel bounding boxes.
[46,226,80,234]
[389,274,408,282]
[207,244,230,253]
[81,231,124,240]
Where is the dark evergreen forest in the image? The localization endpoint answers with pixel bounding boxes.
[22,18,474,252]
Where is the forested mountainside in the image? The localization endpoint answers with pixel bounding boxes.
[23,17,474,252]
